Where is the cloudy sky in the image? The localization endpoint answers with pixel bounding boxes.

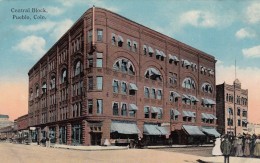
[0,0,260,123]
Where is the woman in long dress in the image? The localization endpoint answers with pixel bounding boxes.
[244,135,251,157]
[235,137,243,157]
[254,136,260,158]
[212,137,223,156]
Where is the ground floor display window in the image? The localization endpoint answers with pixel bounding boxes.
[59,126,67,144]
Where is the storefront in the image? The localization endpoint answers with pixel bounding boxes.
[59,126,67,144]
[49,127,56,143]
[201,126,220,143]
[143,124,169,145]
[110,121,140,146]
[182,125,206,145]
[71,124,82,145]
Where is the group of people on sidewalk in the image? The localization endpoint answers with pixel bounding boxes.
[212,133,260,160]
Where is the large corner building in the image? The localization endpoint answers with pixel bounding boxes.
[216,79,248,136]
[28,7,219,146]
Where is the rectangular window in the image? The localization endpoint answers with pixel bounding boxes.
[157,109,162,119]
[238,119,241,126]
[97,99,103,114]
[88,30,92,43]
[144,87,149,98]
[157,90,162,100]
[88,100,93,114]
[88,77,93,90]
[96,76,103,90]
[113,102,119,116]
[121,103,127,116]
[88,58,93,68]
[121,82,127,94]
[97,29,103,41]
[144,106,149,118]
[113,80,119,93]
[151,88,156,99]
[96,53,103,68]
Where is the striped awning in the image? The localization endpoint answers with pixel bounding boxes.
[171,109,181,116]
[201,127,220,137]
[170,91,181,98]
[168,54,179,62]
[182,125,205,136]
[148,46,154,53]
[144,124,169,135]
[129,83,138,90]
[129,104,138,111]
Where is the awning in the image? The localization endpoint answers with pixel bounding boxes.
[144,124,169,135]
[170,91,181,98]
[183,60,191,66]
[183,111,196,117]
[182,94,190,100]
[143,45,147,50]
[111,121,140,134]
[160,51,166,57]
[188,111,196,118]
[201,127,220,137]
[169,54,179,62]
[157,126,169,135]
[144,124,162,135]
[182,125,205,136]
[171,109,181,115]
[182,111,190,117]
[129,83,138,90]
[151,107,161,113]
[150,68,161,76]
[203,98,216,105]
[118,35,124,42]
[129,104,138,111]
[127,39,132,45]
[148,46,154,53]
[188,95,200,102]
[242,119,248,123]
[201,113,210,119]
[209,114,217,119]
[155,49,161,56]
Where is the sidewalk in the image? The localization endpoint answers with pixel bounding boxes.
[147,144,213,149]
[51,144,129,151]
[200,156,260,163]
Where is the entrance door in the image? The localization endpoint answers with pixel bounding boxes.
[59,126,67,144]
[90,133,102,145]
[72,125,82,145]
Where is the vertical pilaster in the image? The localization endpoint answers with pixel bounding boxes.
[66,123,72,145]
[56,124,59,144]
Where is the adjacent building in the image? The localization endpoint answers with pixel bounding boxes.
[216,79,248,136]
[27,7,218,146]
[0,114,13,129]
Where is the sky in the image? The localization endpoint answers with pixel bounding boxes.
[0,0,260,123]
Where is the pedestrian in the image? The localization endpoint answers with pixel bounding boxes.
[250,134,257,157]
[221,135,231,163]
[254,135,260,158]
[243,134,251,157]
[46,137,50,148]
[235,135,243,157]
[212,137,222,156]
[230,136,237,156]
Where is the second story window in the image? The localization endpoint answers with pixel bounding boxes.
[144,106,150,118]
[121,103,127,116]
[113,102,119,116]
[97,29,103,41]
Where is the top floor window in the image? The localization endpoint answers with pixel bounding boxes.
[145,67,162,81]
[117,35,124,47]
[88,30,92,43]
[97,29,103,41]
[182,77,195,89]
[36,86,39,97]
[143,45,147,55]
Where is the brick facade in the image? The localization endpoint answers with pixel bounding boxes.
[216,79,248,135]
[27,7,217,145]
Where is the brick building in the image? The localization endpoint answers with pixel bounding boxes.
[27,7,218,146]
[216,79,248,136]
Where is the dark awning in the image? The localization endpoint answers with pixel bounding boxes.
[144,124,169,135]
[111,121,140,134]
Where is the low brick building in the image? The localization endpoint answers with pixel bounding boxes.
[27,7,218,146]
[216,79,248,136]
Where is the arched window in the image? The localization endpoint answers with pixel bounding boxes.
[144,67,162,81]
[201,82,213,93]
[36,85,39,97]
[182,77,195,89]
[61,68,67,84]
[50,76,56,89]
[113,58,135,75]
[74,60,82,76]
[42,82,47,94]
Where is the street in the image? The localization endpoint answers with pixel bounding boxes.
[0,143,259,163]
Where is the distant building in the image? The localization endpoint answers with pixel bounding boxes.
[216,79,248,136]
[0,114,13,129]
[247,123,260,135]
